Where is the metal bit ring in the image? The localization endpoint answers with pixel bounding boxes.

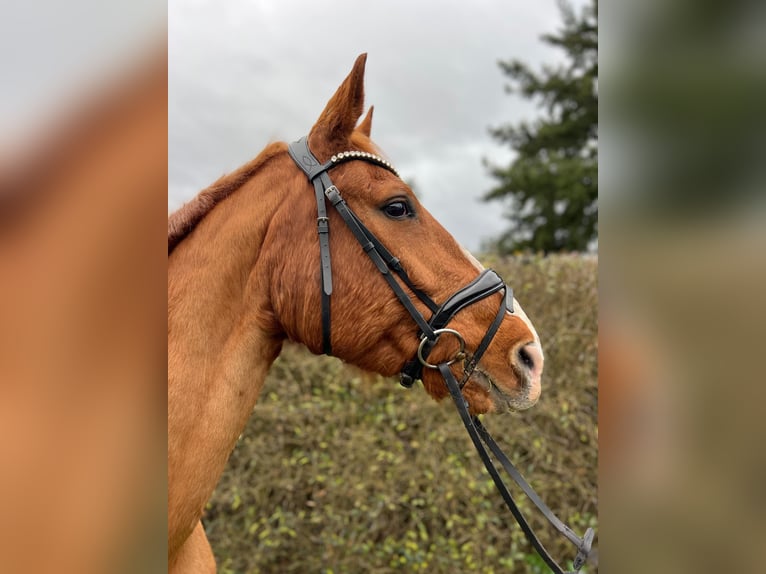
[417,328,466,369]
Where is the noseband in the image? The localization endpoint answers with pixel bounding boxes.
[288,136,594,573]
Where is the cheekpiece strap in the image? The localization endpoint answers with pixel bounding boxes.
[287,136,400,356]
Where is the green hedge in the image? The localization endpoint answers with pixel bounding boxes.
[205,255,598,573]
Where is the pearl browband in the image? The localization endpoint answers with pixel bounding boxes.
[329,150,399,178]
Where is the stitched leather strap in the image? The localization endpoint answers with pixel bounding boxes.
[347,211,438,313]
[430,270,506,330]
[287,136,332,179]
[289,139,334,354]
[459,285,511,384]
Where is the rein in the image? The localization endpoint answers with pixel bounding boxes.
[288,136,594,573]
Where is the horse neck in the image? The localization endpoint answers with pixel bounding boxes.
[167,162,286,549]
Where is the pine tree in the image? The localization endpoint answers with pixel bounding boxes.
[485,0,597,253]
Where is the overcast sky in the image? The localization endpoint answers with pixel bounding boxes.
[169,0,582,251]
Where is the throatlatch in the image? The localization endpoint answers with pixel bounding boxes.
[288,135,594,573]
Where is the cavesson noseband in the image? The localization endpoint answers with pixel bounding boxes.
[288,136,594,573]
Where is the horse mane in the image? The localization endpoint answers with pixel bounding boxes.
[168,142,286,254]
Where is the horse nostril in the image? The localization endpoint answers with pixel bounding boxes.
[518,346,535,370]
[512,343,543,402]
[514,343,543,379]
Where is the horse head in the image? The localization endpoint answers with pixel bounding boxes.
[265,54,543,414]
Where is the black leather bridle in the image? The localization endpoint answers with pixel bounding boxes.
[288,136,594,573]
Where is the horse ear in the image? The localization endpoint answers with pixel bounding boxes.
[357,106,374,137]
[309,53,367,156]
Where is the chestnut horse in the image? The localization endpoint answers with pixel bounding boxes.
[168,54,544,573]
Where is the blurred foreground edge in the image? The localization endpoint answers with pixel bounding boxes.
[0,45,168,574]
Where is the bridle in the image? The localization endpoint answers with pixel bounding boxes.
[288,136,594,573]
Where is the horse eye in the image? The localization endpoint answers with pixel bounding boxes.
[382,200,412,220]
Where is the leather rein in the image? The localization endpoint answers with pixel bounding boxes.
[288,136,594,573]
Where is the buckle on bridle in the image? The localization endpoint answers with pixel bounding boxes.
[573,528,595,570]
[417,328,466,369]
